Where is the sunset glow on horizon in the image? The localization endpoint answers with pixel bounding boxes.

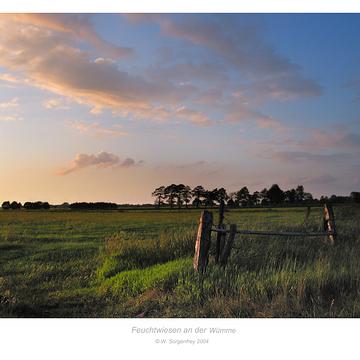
[1,13,360,204]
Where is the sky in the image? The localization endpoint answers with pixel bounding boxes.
[0,13,360,204]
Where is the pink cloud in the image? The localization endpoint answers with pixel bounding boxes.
[4,14,134,59]
[58,151,141,175]
[70,121,129,138]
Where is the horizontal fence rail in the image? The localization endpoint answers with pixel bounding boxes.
[211,228,334,237]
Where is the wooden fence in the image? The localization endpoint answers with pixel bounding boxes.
[194,202,337,273]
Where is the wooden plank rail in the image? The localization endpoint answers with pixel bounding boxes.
[211,228,333,237]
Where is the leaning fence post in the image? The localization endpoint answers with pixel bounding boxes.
[323,203,336,245]
[194,210,213,273]
[220,224,237,267]
[215,200,225,263]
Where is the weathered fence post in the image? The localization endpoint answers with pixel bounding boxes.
[215,200,225,263]
[323,203,336,245]
[194,210,213,273]
[220,224,237,267]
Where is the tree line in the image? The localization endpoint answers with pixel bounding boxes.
[152,184,360,208]
[69,202,118,210]
[1,189,359,211]
[1,201,50,210]
[1,201,117,211]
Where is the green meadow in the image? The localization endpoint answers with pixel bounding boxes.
[0,206,359,317]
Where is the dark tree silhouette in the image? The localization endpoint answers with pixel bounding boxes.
[24,201,51,210]
[227,198,236,208]
[151,186,166,208]
[69,202,117,210]
[303,192,313,203]
[175,184,186,209]
[10,201,22,210]
[164,184,177,208]
[1,201,10,210]
[350,192,360,203]
[267,184,285,204]
[181,185,192,208]
[259,188,269,205]
[191,185,206,208]
[250,191,260,206]
[235,186,250,206]
[216,187,228,204]
[285,188,296,203]
[204,188,225,206]
[295,185,305,203]
[203,189,216,207]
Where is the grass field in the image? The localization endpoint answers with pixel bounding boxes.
[0,206,359,317]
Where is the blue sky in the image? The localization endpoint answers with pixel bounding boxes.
[0,14,359,203]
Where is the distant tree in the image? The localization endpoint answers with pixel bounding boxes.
[174,184,186,209]
[192,198,202,208]
[10,201,21,210]
[295,185,305,203]
[235,187,250,206]
[24,202,42,210]
[303,192,313,203]
[203,189,217,207]
[227,198,236,208]
[285,188,296,203]
[164,184,177,208]
[350,192,360,203]
[250,191,260,206]
[1,201,10,210]
[216,187,228,204]
[42,202,50,210]
[227,192,237,207]
[59,202,70,209]
[181,185,192,208]
[152,186,166,208]
[320,195,329,204]
[24,202,33,210]
[259,188,270,205]
[69,202,117,210]
[191,185,206,208]
[204,188,226,206]
[267,184,285,204]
